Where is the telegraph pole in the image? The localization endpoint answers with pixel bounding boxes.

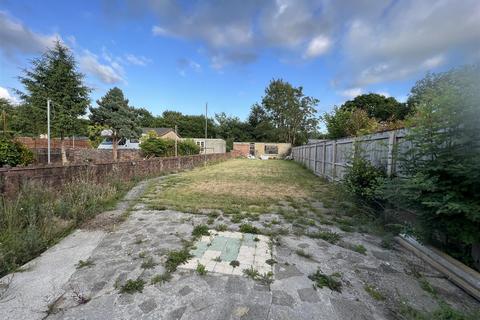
[47,99,51,164]
[204,102,208,166]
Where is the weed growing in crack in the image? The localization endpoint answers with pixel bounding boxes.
[215,224,228,231]
[364,284,385,301]
[196,263,207,275]
[306,231,341,244]
[266,259,277,266]
[165,249,192,272]
[352,244,367,255]
[230,260,240,268]
[151,273,172,285]
[192,224,210,238]
[239,223,260,234]
[243,266,260,279]
[120,279,145,294]
[76,259,94,269]
[257,272,274,287]
[295,249,312,259]
[213,256,222,262]
[141,256,157,269]
[308,269,342,292]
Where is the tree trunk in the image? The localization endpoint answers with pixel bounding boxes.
[112,136,118,161]
[61,135,68,164]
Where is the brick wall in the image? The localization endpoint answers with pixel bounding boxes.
[16,137,91,149]
[0,152,238,198]
[70,149,142,163]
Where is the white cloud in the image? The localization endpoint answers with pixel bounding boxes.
[422,54,445,69]
[125,54,151,66]
[340,87,363,99]
[0,11,58,58]
[304,35,331,59]
[0,86,19,104]
[79,50,125,84]
[152,25,169,36]
[177,58,201,76]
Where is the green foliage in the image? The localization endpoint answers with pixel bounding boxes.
[152,110,217,139]
[141,256,157,269]
[191,224,210,238]
[342,93,412,122]
[364,284,385,300]
[382,65,480,256]
[87,124,107,148]
[89,87,141,159]
[352,244,367,255]
[120,278,145,294]
[0,138,34,166]
[165,249,192,272]
[0,176,128,277]
[76,259,94,269]
[262,79,319,145]
[151,272,171,284]
[178,139,201,155]
[343,156,386,201]
[308,269,342,292]
[306,230,341,244]
[140,137,200,158]
[16,41,90,138]
[196,263,207,275]
[323,93,409,139]
[239,223,260,234]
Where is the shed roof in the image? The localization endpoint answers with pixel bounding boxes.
[142,127,177,137]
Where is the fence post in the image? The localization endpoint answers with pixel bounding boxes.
[386,131,396,176]
[332,140,337,180]
[322,142,326,177]
[314,144,318,174]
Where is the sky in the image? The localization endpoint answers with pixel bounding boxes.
[1,0,479,121]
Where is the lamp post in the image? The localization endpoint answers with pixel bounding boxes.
[47,99,51,164]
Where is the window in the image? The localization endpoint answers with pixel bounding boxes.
[130,139,139,143]
[196,141,205,148]
[264,145,278,154]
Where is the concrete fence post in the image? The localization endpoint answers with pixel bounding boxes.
[332,140,337,180]
[322,142,326,177]
[387,131,396,176]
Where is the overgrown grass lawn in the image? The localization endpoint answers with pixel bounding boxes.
[144,159,320,214]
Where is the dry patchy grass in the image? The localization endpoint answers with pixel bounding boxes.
[144,159,320,214]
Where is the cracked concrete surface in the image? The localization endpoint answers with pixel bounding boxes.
[1,177,478,320]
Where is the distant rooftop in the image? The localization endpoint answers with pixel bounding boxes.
[142,127,178,137]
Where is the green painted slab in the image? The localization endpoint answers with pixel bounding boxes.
[209,236,228,251]
[242,233,257,247]
[221,238,241,262]
[191,241,209,258]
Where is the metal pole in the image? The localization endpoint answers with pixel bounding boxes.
[47,99,51,164]
[174,125,178,157]
[204,102,207,166]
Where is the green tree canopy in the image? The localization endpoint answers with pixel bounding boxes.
[89,87,141,160]
[16,41,90,135]
[261,79,319,145]
[341,93,412,122]
[16,41,90,162]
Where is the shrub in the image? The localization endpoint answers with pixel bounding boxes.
[140,138,175,157]
[0,138,34,167]
[140,137,200,158]
[381,65,480,267]
[178,139,200,155]
[343,156,386,201]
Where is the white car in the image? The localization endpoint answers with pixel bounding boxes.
[97,137,140,149]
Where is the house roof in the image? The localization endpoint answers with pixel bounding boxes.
[142,127,179,137]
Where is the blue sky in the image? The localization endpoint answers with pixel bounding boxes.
[1,0,479,122]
